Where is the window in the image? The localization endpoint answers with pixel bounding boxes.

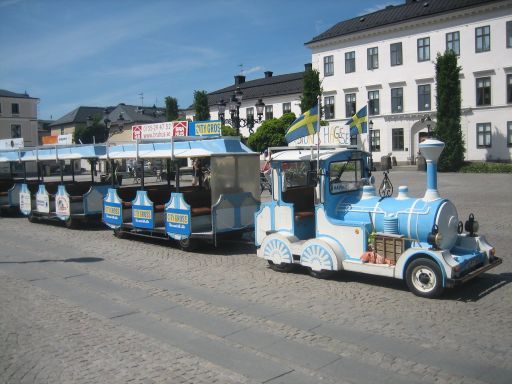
[390,42,402,66]
[391,87,403,113]
[418,84,431,111]
[345,93,356,117]
[371,129,380,152]
[507,74,512,104]
[328,159,363,194]
[11,103,19,115]
[392,128,404,151]
[324,55,334,76]
[282,102,291,114]
[345,51,355,73]
[475,25,490,52]
[368,90,380,115]
[417,37,430,62]
[282,161,316,188]
[324,96,335,119]
[367,47,378,70]
[507,21,512,48]
[446,31,460,55]
[476,123,491,148]
[476,77,491,106]
[507,122,512,147]
[246,107,254,124]
[350,135,358,146]
[11,124,21,138]
[265,105,273,120]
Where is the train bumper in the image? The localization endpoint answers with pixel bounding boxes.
[445,256,502,287]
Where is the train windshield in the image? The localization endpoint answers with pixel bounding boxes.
[328,159,363,193]
[282,161,316,188]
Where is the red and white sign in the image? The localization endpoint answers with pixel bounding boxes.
[172,121,188,137]
[132,121,188,140]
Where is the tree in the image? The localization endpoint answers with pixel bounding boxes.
[300,69,321,113]
[165,96,179,121]
[221,124,237,136]
[247,113,296,153]
[434,51,465,171]
[193,90,210,121]
[74,116,107,144]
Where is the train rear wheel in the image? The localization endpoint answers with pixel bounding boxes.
[179,237,196,252]
[28,212,37,223]
[113,228,125,239]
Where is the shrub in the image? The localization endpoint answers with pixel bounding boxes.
[459,162,512,173]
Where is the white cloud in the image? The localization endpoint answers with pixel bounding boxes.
[0,0,23,8]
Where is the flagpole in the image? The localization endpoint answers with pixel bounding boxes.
[316,95,321,177]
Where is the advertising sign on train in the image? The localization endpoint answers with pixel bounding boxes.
[188,120,221,137]
[132,121,189,140]
[55,185,70,220]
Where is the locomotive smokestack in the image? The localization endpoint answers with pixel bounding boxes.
[419,138,445,201]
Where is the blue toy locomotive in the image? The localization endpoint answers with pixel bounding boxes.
[255,138,502,298]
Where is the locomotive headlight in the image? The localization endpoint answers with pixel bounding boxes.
[427,231,443,249]
[464,213,479,237]
[489,247,496,258]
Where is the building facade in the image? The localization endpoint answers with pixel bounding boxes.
[0,89,39,147]
[184,69,306,137]
[49,106,105,138]
[306,0,512,163]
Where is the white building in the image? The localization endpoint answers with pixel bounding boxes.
[185,69,306,138]
[306,0,512,163]
[0,89,39,147]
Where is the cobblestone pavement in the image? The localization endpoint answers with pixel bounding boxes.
[1,171,511,384]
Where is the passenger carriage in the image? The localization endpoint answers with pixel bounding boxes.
[102,136,260,249]
[0,148,38,215]
[18,144,110,228]
[255,138,502,298]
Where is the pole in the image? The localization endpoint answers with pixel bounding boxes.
[316,95,321,177]
[110,160,115,188]
[90,159,95,183]
[166,158,171,187]
[71,160,75,183]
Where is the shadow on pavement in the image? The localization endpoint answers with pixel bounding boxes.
[0,257,104,264]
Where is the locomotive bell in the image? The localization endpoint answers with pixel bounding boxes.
[419,138,445,201]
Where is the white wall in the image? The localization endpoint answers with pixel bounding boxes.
[308,1,512,162]
[0,95,38,147]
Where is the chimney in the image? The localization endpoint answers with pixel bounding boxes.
[264,71,273,78]
[304,63,312,71]
[234,75,246,85]
[419,138,445,201]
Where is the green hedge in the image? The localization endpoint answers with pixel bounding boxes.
[459,162,512,173]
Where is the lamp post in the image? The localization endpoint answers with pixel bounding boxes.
[217,88,265,136]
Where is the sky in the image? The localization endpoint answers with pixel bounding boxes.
[0,0,401,121]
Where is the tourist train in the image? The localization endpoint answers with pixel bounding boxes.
[0,135,501,298]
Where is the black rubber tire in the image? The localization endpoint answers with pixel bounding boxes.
[65,217,76,229]
[267,260,295,273]
[113,228,125,239]
[405,258,444,298]
[27,212,37,223]
[309,269,334,279]
[179,237,196,252]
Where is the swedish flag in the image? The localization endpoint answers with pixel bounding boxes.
[285,104,319,143]
[346,105,368,136]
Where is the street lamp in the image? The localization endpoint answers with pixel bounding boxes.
[218,84,266,136]
[421,114,433,137]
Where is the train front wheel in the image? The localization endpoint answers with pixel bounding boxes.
[405,258,444,298]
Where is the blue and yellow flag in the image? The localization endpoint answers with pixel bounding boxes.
[285,104,319,143]
[346,105,368,136]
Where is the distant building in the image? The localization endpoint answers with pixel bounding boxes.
[185,68,308,137]
[0,89,39,147]
[306,0,512,163]
[49,106,106,138]
[104,104,166,143]
[49,104,166,144]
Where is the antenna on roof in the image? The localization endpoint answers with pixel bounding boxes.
[238,63,244,75]
[138,91,144,107]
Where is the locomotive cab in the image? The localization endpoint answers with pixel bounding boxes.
[255,140,501,298]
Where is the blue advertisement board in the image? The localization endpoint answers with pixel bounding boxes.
[165,193,191,240]
[132,190,154,229]
[103,188,123,228]
[188,120,222,137]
